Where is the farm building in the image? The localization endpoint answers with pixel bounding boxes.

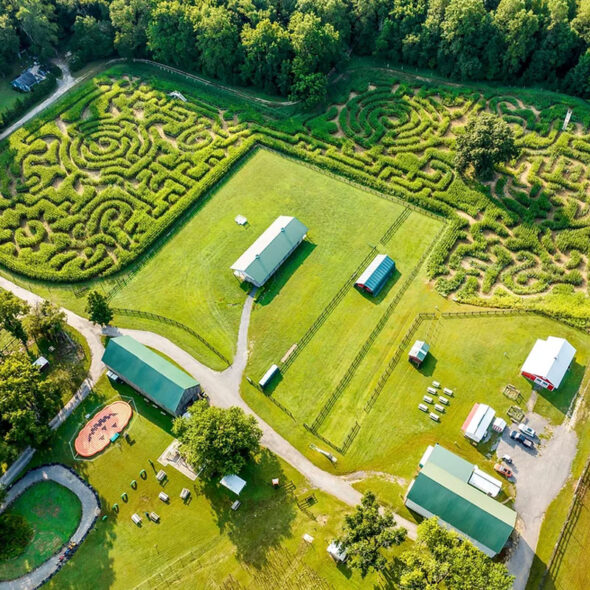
[409,340,430,366]
[355,254,395,296]
[102,335,200,416]
[520,336,576,390]
[11,64,47,92]
[462,403,496,443]
[405,444,515,557]
[230,216,308,287]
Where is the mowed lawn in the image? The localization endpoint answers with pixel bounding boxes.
[344,315,590,499]
[0,482,82,580]
[28,376,399,589]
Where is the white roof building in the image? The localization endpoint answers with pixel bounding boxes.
[220,474,247,496]
[521,337,576,391]
[461,403,496,443]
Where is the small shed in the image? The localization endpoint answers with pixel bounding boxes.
[235,215,248,226]
[327,541,348,563]
[131,513,142,525]
[259,364,279,389]
[462,403,496,443]
[355,254,396,296]
[409,341,430,366]
[156,470,167,482]
[220,474,246,496]
[33,356,49,371]
[492,417,507,433]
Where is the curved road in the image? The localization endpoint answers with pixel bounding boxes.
[0,277,417,539]
[0,465,100,590]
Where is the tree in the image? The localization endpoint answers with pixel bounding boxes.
[289,69,327,106]
[109,0,152,58]
[86,291,113,326]
[494,0,540,77]
[71,15,114,63]
[241,19,292,94]
[27,300,66,343]
[0,352,61,451]
[194,5,240,82]
[173,400,262,476]
[399,518,513,590]
[564,48,590,96]
[0,15,19,75]
[338,491,407,577]
[0,292,29,348]
[454,113,520,178]
[15,0,58,58]
[147,1,198,68]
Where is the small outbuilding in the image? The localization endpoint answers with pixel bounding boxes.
[230,216,308,287]
[220,474,247,496]
[520,336,576,391]
[259,364,279,389]
[327,541,348,563]
[409,340,430,367]
[33,356,49,371]
[462,403,496,443]
[355,254,396,296]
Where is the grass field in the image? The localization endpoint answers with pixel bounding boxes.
[26,376,406,589]
[0,481,82,580]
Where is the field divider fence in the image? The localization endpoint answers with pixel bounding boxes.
[111,307,230,367]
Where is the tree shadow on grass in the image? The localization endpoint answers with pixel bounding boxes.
[255,241,316,306]
[199,450,297,568]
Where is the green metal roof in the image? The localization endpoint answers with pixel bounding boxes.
[230,216,308,286]
[102,336,198,414]
[407,462,516,554]
[425,444,474,481]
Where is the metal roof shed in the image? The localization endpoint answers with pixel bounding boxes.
[409,340,430,366]
[461,403,496,443]
[230,216,308,287]
[355,254,396,296]
[220,474,247,495]
[102,336,200,416]
[521,336,576,390]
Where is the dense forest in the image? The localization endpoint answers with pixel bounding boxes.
[1,0,590,105]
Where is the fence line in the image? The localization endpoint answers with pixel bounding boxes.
[303,423,342,454]
[309,226,445,433]
[340,421,361,454]
[111,307,230,366]
[539,455,590,589]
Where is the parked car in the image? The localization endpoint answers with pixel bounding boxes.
[501,454,513,464]
[494,463,513,478]
[518,423,536,438]
[510,430,535,448]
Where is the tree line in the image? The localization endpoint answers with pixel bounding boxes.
[1,0,590,106]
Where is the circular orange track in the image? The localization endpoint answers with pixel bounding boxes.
[74,401,133,457]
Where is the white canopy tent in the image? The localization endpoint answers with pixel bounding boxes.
[220,474,247,496]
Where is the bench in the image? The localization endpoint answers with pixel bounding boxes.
[158,491,169,502]
[432,381,441,388]
[429,413,440,422]
[438,396,449,405]
[427,386,437,395]
[418,403,429,412]
[434,404,445,413]
[423,395,433,404]
[443,387,454,396]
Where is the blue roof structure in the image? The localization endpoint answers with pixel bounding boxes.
[355,254,396,296]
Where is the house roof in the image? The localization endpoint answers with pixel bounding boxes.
[230,216,308,286]
[461,403,496,442]
[407,461,516,554]
[409,340,429,361]
[521,337,576,388]
[356,254,395,294]
[102,336,198,414]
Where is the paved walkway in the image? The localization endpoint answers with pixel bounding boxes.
[0,278,417,538]
[0,465,100,590]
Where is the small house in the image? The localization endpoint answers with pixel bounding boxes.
[405,444,515,557]
[355,254,395,296]
[462,403,496,443]
[520,337,576,391]
[409,340,430,367]
[11,64,47,92]
[230,216,308,287]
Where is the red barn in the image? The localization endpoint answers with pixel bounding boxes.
[520,337,576,391]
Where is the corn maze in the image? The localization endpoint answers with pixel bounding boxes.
[1,65,590,308]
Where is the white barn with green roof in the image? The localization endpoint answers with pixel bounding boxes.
[405,444,516,557]
[231,216,308,287]
[102,335,200,416]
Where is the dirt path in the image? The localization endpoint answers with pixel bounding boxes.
[0,464,100,590]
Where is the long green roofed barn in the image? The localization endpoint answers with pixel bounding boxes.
[102,335,200,416]
[231,215,308,287]
[405,444,516,556]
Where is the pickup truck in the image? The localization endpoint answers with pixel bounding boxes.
[510,430,534,448]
